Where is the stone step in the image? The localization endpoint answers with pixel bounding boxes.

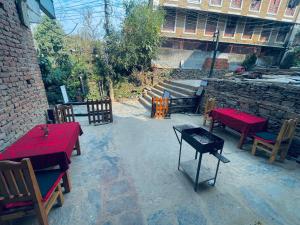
[138,96,151,109]
[147,90,161,99]
[164,80,200,91]
[159,81,196,96]
[144,93,153,103]
[154,85,188,98]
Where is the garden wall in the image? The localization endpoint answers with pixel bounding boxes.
[0,0,48,151]
[203,79,300,157]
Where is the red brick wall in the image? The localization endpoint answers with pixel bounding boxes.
[0,0,48,151]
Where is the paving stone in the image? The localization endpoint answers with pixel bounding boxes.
[147,210,175,225]
[105,195,139,216]
[107,180,131,198]
[118,211,145,225]
[176,208,207,225]
[240,187,286,225]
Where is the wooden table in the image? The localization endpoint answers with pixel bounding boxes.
[209,108,267,149]
[0,122,83,192]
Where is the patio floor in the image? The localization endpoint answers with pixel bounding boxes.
[13,101,300,225]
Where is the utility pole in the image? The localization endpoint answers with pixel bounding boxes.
[103,0,114,100]
[104,0,111,36]
[208,29,220,78]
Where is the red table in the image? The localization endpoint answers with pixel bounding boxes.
[0,122,83,192]
[209,108,267,148]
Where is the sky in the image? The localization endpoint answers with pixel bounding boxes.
[53,0,126,37]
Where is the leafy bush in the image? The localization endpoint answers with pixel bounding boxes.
[280,50,295,69]
[114,78,142,99]
[242,54,257,71]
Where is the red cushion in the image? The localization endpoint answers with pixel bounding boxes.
[3,170,65,210]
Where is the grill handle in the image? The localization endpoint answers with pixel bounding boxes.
[212,152,230,163]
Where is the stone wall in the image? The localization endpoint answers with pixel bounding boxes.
[203,79,300,156]
[0,0,48,151]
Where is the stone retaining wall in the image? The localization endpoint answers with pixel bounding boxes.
[0,0,48,151]
[203,79,300,157]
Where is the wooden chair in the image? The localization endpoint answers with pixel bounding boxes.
[0,159,64,225]
[54,105,75,124]
[251,118,299,163]
[203,97,216,126]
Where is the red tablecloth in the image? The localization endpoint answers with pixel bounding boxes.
[0,122,83,171]
[210,108,267,137]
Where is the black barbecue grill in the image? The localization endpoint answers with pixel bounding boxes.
[173,125,230,192]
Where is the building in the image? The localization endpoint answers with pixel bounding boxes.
[151,0,300,70]
[0,0,55,151]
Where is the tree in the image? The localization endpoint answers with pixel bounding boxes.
[97,2,164,82]
[34,16,73,103]
[34,16,89,103]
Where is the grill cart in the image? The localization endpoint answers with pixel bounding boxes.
[173,125,230,192]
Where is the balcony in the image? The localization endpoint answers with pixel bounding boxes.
[157,0,300,23]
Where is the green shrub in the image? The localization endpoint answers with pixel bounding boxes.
[280,50,295,69]
[242,54,257,71]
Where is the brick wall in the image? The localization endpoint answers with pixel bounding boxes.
[203,79,300,156]
[0,0,48,151]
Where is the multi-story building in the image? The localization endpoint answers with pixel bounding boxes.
[151,0,300,70]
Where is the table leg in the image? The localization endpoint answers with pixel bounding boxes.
[194,153,203,192]
[178,136,183,170]
[238,133,246,149]
[62,171,72,193]
[209,119,215,132]
[75,138,81,155]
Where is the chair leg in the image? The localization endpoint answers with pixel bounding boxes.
[35,201,49,225]
[251,140,258,155]
[75,139,81,156]
[269,144,280,163]
[56,184,64,207]
[203,115,207,126]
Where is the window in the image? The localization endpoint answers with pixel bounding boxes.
[230,0,242,9]
[210,0,222,6]
[162,8,176,32]
[276,26,290,43]
[184,12,198,33]
[224,16,237,38]
[285,0,297,16]
[205,15,218,36]
[242,20,255,39]
[250,0,261,11]
[188,0,201,3]
[268,0,281,14]
[259,25,272,42]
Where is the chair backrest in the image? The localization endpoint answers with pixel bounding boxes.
[276,118,299,143]
[55,105,75,124]
[0,159,42,208]
[204,97,216,114]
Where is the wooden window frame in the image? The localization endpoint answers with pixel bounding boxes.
[209,0,223,7]
[249,0,262,12]
[204,15,219,37]
[267,0,282,15]
[162,8,177,33]
[229,0,243,10]
[223,16,237,39]
[183,12,198,34]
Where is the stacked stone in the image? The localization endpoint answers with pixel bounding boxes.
[203,78,300,156]
[0,0,48,151]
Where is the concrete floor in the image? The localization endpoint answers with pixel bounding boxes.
[13,101,300,225]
